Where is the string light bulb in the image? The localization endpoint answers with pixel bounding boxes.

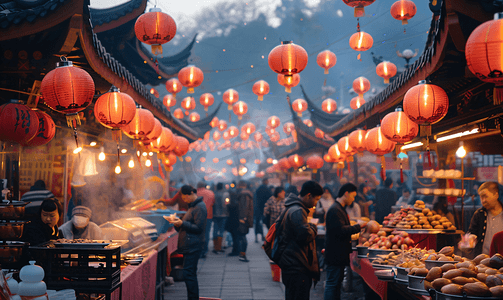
[456,142,467,158]
[98,147,105,161]
[128,157,135,168]
[73,147,82,154]
[115,165,121,174]
[146,159,152,167]
[121,149,127,154]
[90,141,97,146]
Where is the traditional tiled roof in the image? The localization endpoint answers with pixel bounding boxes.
[0,0,70,28]
[88,0,144,26]
[300,85,347,131]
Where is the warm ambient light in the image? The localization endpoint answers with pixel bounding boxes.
[73,147,82,154]
[436,128,479,142]
[142,152,148,157]
[149,152,154,156]
[121,149,127,154]
[146,159,152,167]
[456,142,467,158]
[272,159,278,164]
[115,165,121,174]
[90,141,97,146]
[400,142,424,150]
[128,158,135,168]
[98,150,106,161]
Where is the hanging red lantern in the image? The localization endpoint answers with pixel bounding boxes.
[200,157,206,163]
[178,65,204,94]
[189,112,200,122]
[268,41,308,82]
[390,0,417,25]
[185,156,192,162]
[242,122,256,135]
[315,128,325,139]
[165,78,183,98]
[381,107,419,143]
[21,110,55,147]
[466,18,503,105]
[199,93,214,112]
[267,116,280,129]
[278,157,291,171]
[353,77,370,97]
[227,159,233,165]
[324,153,335,163]
[222,131,230,141]
[270,132,280,143]
[210,117,219,128]
[240,158,247,164]
[213,158,219,164]
[254,132,263,142]
[163,94,176,111]
[403,80,448,125]
[164,152,178,166]
[283,122,295,135]
[365,126,396,156]
[328,144,346,163]
[322,98,337,114]
[254,159,261,165]
[288,154,304,168]
[337,136,356,156]
[172,136,190,156]
[223,89,239,110]
[292,99,307,117]
[213,131,221,141]
[228,126,239,138]
[277,73,300,93]
[181,96,196,116]
[0,103,39,144]
[376,61,397,84]
[94,87,137,141]
[232,101,248,120]
[266,158,273,164]
[265,127,276,136]
[141,118,162,144]
[122,107,155,140]
[150,88,159,98]
[252,80,270,101]
[316,50,337,74]
[303,119,313,127]
[349,31,373,51]
[348,129,367,152]
[134,7,176,55]
[173,108,184,119]
[204,132,210,141]
[151,127,174,152]
[218,120,228,132]
[306,155,324,173]
[240,132,249,141]
[342,0,376,17]
[350,96,366,110]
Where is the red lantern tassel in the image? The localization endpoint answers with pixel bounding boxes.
[427,149,432,168]
[400,162,404,183]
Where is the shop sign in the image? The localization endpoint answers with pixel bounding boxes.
[476,167,498,181]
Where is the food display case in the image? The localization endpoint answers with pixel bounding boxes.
[99,217,158,252]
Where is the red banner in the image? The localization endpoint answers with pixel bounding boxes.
[350,252,388,299]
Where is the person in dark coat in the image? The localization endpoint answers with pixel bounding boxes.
[324,183,367,300]
[166,185,207,300]
[225,189,240,256]
[254,178,272,243]
[374,178,397,223]
[274,180,324,300]
[212,183,229,253]
[235,180,254,262]
[21,198,63,246]
[21,180,55,219]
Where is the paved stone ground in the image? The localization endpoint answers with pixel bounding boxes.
[163,228,366,300]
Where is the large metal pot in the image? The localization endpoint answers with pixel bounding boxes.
[408,274,426,290]
[0,221,28,240]
[356,246,368,258]
[0,241,28,264]
[0,201,28,219]
[395,266,408,283]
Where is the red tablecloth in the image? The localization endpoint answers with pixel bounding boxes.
[350,251,388,300]
[121,250,158,300]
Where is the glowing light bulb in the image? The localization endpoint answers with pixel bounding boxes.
[121,149,127,154]
[73,147,82,154]
[149,152,153,156]
[142,152,148,157]
[115,165,121,174]
[128,158,135,168]
[98,152,105,161]
[146,159,152,167]
[456,142,467,158]
[90,142,97,147]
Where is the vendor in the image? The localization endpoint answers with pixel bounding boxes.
[59,206,102,240]
[464,182,503,256]
[21,198,63,246]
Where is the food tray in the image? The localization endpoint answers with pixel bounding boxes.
[53,242,110,248]
[424,259,453,269]
[407,286,429,296]
[374,269,394,281]
[434,291,501,300]
[372,263,394,269]
[408,274,426,290]
[395,229,460,234]
[395,267,408,282]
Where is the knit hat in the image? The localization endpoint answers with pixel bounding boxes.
[72,206,92,219]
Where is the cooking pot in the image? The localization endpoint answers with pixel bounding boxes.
[0,241,28,264]
[0,221,29,240]
[0,201,28,219]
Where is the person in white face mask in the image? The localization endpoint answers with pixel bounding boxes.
[59,206,102,240]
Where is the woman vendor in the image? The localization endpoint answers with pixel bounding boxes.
[21,198,63,246]
[59,206,102,240]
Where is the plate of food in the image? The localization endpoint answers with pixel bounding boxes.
[163,213,178,222]
[53,238,109,248]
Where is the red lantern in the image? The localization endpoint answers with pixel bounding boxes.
[255,159,261,164]
[254,132,263,143]
[349,31,373,51]
[265,127,276,136]
[181,96,196,116]
[189,112,200,122]
[227,159,233,165]
[94,87,137,141]
[315,128,325,139]
[292,99,307,117]
[40,58,94,127]
[316,50,337,74]
[342,0,376,17]
[365,126,396,156]
[134,7,176,55]
[200,93,214,111]
[228,126,239,138]
[390,0,417,25]
[0,104,39,144]
[381,107,418,143]
[268,41,308,80]
[232,101,248,120]
[185,156,192,162]
[324,153,335,163]
[200,157,206,163]
[376,61,397,84]
[213,131,221,141]
[218,120,228,132]
[278,158,291,170]
[242,122,256,135]
[122,107,155,140]
[252,80,270,101]
[222,131,230,141]
[277,74,300,93]
[403,80,448,125]
[267,116,280,129]
[306,155,324,173]
[141,118,162,144]
[178,65,204,94]
[173,108,184,119]
[270,132,280,143]
[240,158,247,164]
[173,136,190,156]
[283,122,295,135]
[350,96,366,109]
[353,77,370,96]
[163,94,176,111]
[20,110,53,147]
[337,136,356,156]
[348,129,367,152]
[266,158,273,164]
[288,154,304,168]
[223,89,239,110]
[204,132,210,141]
[240,132,249,141]
[322,98,337,114]
[466,18,503,105]
[303,119,313,127]
[210,117,219,128]
[166,78,183,98]
[328,144,346,163]
[151,127,174,152]
[164,152,178,166]
[213,158,219,163]
[150,88,159,98]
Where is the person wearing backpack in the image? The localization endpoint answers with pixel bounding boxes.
[274,180,324,300]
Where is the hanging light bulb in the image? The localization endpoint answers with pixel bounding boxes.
[115,165,121,174]
[142,152,148,157]
[128,157,135,168]
[149,152,154,156]
[456,142,467,158]
[146,159,152,167]
[98,147,105,161]
[73,147,82,154]
[121,149,127,154]
[90,141,97,146]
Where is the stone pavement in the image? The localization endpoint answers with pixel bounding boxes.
[163,228,366,300]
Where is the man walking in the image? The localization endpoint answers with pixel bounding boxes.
[275,180,324,300]
[167,185,207,300]
[212,182,228,254]
[235,180,254,262]
[197,182,214,258]
[254,178,272,242]
[324,183,367,300]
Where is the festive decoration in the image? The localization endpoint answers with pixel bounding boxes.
[252,80,270,101]
[240,132,249,141]
[228,126,239,138]
[322,98,337,114]
[349,31,373,51]
[210,117,219,128]
[200,157,206,163]
[390,0,417,25]
[242,122,256,135]
[141,118,162,144]
[403,81,448,125]
[181,96,196,116]
[350,96,365,109]
[337,136,356,156]
[204,131,210,141]
[150,88,159,98]
[288,154,304,168]
[172,136,189,156]
[365,126,396,156]
[283,122,295,135]
[315,128,325,139]
[323,153,335,163]
[221,89,238,110]
[134,7,176,55]
[254,159,261,165]
[268,41,308,83]
[122,107,155,140]
[94,87,136,142]
[277,73,300,93]
[226,159,233,165]
[21,110,55,147]
[232,101,248,120]
[328,144,346,163]
[342,0,376,17]
[352,77,370,97]
[267,116,280,129]
[222,131,230,140]
[240,158,247,164]
[213,158,219,163]
[199,93,214,112]
[213,131,221,141]
[165,78,183,98]
[348,129,367,152]
[306,155,324,173]
[278,157,291,171]
[151,127,174,152]
[173,108,184,119]
[185,156,192,162]
[178,65,204,94]
[376,61,397,84]
[254,132,263,142]
[303,119,313,127]
[316,50,337,74]
[381,107,418,143]
[270,132,280,143]
[291,99,307,117]
[0,104,39,144]
[189,112,200,122]
[163,94,176,111]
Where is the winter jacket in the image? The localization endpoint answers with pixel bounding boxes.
[59,221,102,240]
[21,218,62,246]
[237,188,254,234]
[468,207,490,257]
[175,197,207,254]
[275,193,320,281]
[254,184,272,214]
[325,201,361,266]
[213,190,229,218]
